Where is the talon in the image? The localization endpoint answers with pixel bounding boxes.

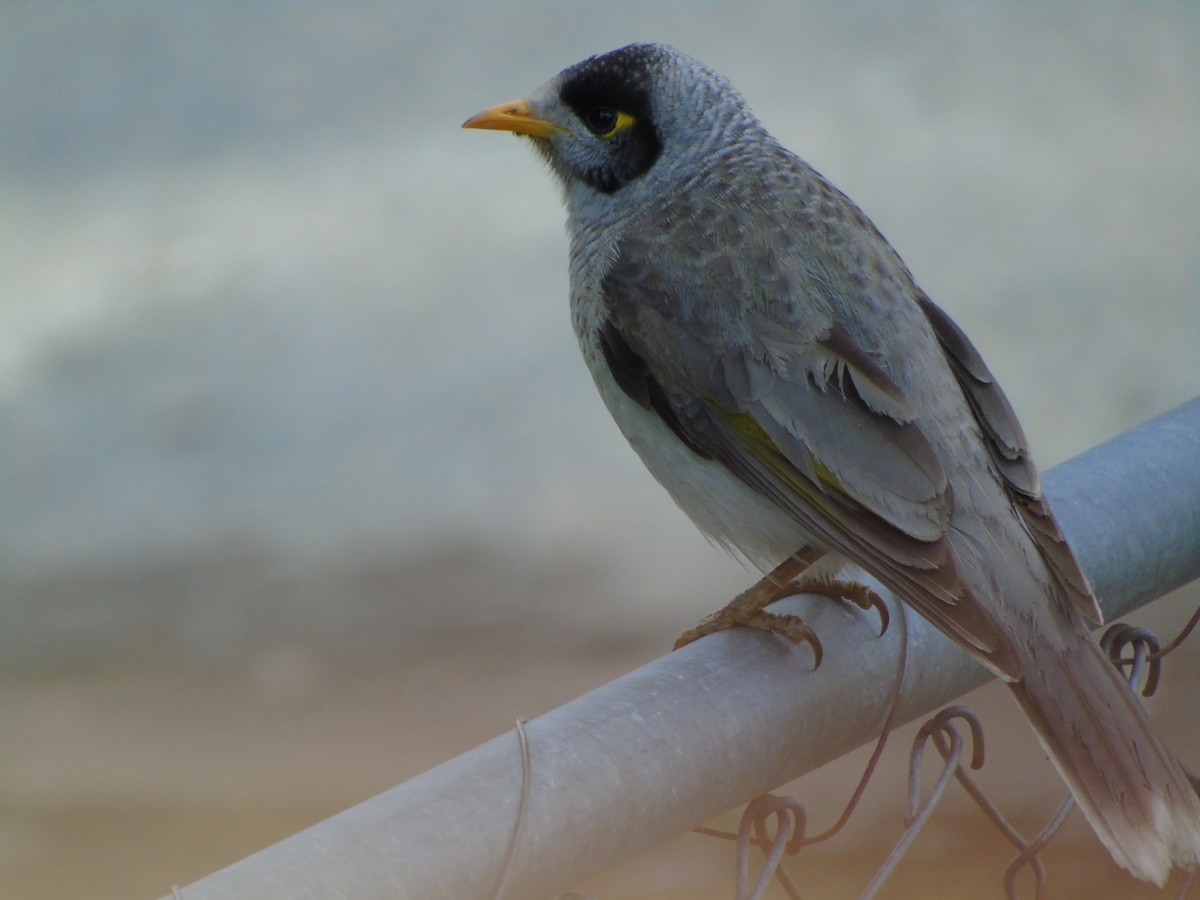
[742,609,824,667]
[674,608,824,667]
[780,619,823,668]
[793,578,889,638]
[673,614,725,650]
[847,585,889,636]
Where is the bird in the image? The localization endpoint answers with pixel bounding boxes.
[463,43,1200,884]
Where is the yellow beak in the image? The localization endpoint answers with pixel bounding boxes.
[462,99,566,138]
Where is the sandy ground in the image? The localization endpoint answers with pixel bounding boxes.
[4,597,1198,900]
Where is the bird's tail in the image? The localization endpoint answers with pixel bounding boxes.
[1007,617,1200,885]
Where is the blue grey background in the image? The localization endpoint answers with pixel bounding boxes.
[3,4,1197,668]
[3,6,1199,899]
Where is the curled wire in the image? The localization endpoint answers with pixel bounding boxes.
[734,794,807,900]
[695,793,807,900]
[698,602,1200,898]
[1099,603,1200,698]
[929,717,1057,900]
[1002,798,1072,900]
[860,707,984,899]
[865,704,1071,900]
[1100,624,1162,696]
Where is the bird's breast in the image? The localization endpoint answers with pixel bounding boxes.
[571,293,815,571]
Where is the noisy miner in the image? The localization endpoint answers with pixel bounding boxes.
[463,43,1200,883]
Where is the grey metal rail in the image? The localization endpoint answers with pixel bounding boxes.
[168,397,1200,900]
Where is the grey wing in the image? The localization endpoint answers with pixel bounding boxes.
[598,220,1024,677]
[916,293,1102,624]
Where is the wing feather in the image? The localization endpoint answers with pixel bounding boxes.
[599,231,1023,675]
[916,293,1102,624]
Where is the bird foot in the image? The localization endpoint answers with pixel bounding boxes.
[674,569,824,665]
[798,577,890,637]
[673,572,888,669]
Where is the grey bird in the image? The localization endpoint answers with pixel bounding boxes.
[464,43,1200,883]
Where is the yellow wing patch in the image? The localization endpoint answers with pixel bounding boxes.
[713,406,846,504]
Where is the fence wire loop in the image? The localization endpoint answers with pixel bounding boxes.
[701,602,1200,900]
[863,704,1057,900]
[860,707,982,897]
[913,705,986,776]
[747,793,809,856]
[1100,624,1162,696]
[904,705,986,834]
[692,794,808,900]
[733,794,806,900]
[1099,603,1200,700]
[1002,798,1073,900]
[906,712,967,825]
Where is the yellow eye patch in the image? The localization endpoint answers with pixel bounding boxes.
[597,110,637,139]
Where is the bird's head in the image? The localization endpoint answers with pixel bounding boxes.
[463,44,760,205]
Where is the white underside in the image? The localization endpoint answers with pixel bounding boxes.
[587,352,847,578]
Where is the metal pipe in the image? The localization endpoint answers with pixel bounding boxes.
[168,397,1200,900]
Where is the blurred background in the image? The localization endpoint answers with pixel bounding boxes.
[2,3,1198,898]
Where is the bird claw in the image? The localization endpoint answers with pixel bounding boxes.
[774,577,889,637]
[674,607,824,666]
[673,574,886,671]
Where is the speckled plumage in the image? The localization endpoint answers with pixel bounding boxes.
[465,43,1200,883]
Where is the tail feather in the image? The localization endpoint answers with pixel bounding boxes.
[1009,622,1200,884]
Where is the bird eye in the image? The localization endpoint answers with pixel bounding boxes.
[584,106,619,135]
